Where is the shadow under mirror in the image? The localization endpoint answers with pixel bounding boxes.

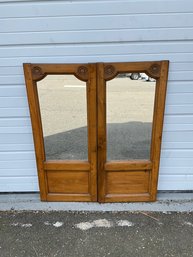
[37,75,88,160]
[107,72,156,160]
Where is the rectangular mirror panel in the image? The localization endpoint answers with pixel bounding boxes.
[37,75,88,160]
[107,73,156,160]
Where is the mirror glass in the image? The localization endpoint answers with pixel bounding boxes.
[107,72,156,160]
[37,75,88,160]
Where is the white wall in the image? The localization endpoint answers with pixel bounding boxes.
[0,0,193,192]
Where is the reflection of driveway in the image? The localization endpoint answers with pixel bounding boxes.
[38,76,155,160]
[44,121,152,160]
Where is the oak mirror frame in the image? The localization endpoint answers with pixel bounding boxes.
[23,61,169,202]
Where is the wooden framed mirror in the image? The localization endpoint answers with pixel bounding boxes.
[97,61,169,202]
[23,61,169,202]
[23,64,97,201]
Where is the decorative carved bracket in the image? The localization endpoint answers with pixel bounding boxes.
[104,62,162,81]
[146,63,161,79]
[75,66,89,81]
[104,65,118,81]
[31,66,47,81]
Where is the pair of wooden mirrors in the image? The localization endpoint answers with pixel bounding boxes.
[24,61,169,202]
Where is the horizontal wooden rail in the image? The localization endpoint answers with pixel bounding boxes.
[44,161,90,171]
[105,160,152,171]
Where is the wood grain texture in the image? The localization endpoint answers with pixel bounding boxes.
[149,61,169,201]
[23,64,47,200]
[46,193,91,202]
[98,61,169,202]
[87,63,98,201]
[46,171,89,194]
[105,161,152,171]
[24,61,169,202]
[23,63,97,202]
[44,161,90,171]
[104,193,151,203]
[97,63,106,202]
[106,171,150,194]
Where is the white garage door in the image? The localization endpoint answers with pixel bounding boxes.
[0,0,193,192]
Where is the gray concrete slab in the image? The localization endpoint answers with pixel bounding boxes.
[0,211,193,257]
[0,193,193,212]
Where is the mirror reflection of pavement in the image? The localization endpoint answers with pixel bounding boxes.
[38,76,155,160]
[45,121,151,160]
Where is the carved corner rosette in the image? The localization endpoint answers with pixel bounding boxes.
[31,66,46,81]
[104,65,117,80]
[146,63,161,79]
[75,66,89,81]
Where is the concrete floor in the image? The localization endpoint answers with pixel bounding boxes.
[0,193,193,212]
[1,193,193,256]
[0,211,193,257]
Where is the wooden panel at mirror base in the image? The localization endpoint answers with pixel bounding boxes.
[104,170,151,202]
[45,170,93,202]
[45,169,151,202]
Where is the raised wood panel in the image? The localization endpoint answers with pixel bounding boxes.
[106,171,150,195]
[46,171,89,194]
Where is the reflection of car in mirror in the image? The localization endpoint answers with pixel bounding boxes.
[130,73,155,82]
[117,73,155,82]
